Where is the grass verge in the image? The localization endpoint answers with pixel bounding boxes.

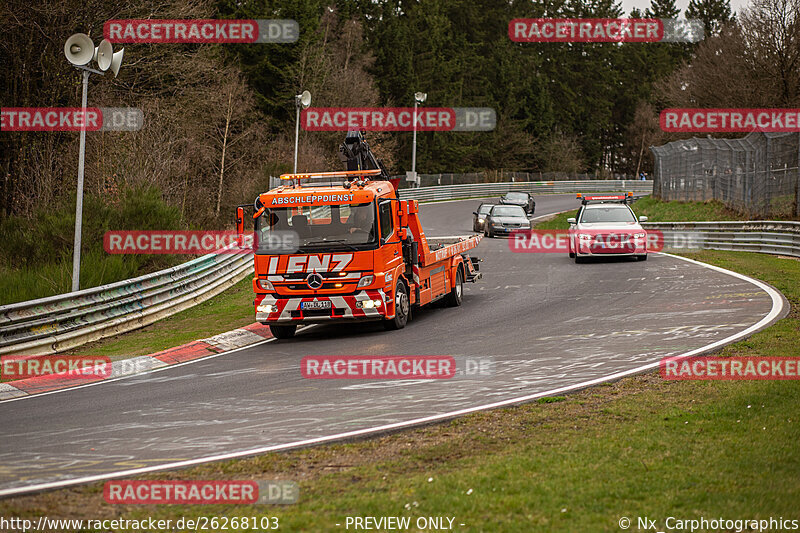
[1,250,797,531]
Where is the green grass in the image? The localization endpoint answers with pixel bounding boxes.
[0,250,179,306]
[2,250,798,531]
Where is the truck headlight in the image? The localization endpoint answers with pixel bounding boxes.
[258,279,274,290]
[356,275,374,289]
[356,299,383,309]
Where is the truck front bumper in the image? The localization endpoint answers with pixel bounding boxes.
[256,290,387,324]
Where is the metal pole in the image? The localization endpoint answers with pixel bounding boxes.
[293,103,300,174]
[71,69,90,293]
[411,100,418,187]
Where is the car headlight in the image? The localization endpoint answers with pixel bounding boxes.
[356,275,374,289]
[257,279,274,291]
[633,232,646,238]
[492,221,502,227]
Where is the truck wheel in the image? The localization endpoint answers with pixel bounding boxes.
[269,324,297,339]
[383,282,409,330]
[445,267,464,307]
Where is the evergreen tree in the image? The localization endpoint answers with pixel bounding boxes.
[645,0,680,19]
[686,0,734,37]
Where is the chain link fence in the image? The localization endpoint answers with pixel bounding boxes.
[651,132,800,218]
[399,171,635,188]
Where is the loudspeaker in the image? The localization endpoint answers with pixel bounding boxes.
[297,90,311,109]
[109,48,124,77]
[93,39,113,71]
[64,33,94,66]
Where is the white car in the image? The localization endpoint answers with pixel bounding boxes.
[567,194,649,263]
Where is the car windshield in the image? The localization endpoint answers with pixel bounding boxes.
[580,206,636,223]
[504,193,527,201]
[478,204,493,215]
[255,202,377,253]
[491,206,526,217]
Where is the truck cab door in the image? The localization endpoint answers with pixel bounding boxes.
[377,199,403,291]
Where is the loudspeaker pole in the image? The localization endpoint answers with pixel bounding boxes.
[71,70,89,292]
[64,32,122,293]
[293,103,300,174]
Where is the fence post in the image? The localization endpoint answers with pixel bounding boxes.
[796,133,800,218]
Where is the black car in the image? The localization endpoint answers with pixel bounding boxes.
[500,191,535,215]
[472,202,494,232]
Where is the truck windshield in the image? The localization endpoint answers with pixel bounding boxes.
[255,202,377,253]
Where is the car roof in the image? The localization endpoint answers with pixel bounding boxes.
[583,203,631,209]
[492,204,525,212]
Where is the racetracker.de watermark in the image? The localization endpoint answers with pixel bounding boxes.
[1,108,143,132]
[104,230,260,254]
[301,356,457,379]
[661,357,800,380]
[509,18,704,43]
[301,107,496,131]
[104,19,298,43]
[509,229,664,253]
[661,108,800,132]
[1,356,112,381]
[103,480,298,504]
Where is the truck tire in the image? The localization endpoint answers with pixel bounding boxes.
[445,267,464,307]
[383,282,409,330]
[269,324,297,339]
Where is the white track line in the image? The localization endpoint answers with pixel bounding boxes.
[0,253,786,498]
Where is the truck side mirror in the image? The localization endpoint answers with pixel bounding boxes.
[236,207,245,246]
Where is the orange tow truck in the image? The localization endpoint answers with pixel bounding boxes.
[235,131,482,339]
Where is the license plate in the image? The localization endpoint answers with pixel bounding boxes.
[302,300,331,310]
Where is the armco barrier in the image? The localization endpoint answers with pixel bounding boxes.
[0,180,652,356]
[399,180,652,201]
[642,221,800,258]
[0,247,252,356]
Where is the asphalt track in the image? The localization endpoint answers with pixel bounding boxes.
[0,193,786,497]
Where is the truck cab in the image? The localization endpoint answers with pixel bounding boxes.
[243,169,482,339]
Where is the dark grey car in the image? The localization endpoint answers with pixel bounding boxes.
[500,191,535,214]
[472,202,494,232]
[484,205,530,238]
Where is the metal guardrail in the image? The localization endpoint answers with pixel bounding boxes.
[0,248,253,356]
[399,180,652,202]
[642,221,800,258]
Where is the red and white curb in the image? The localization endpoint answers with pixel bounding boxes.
[0,323,272,400]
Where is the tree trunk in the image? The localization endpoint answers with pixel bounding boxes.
[215,92,234,218]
